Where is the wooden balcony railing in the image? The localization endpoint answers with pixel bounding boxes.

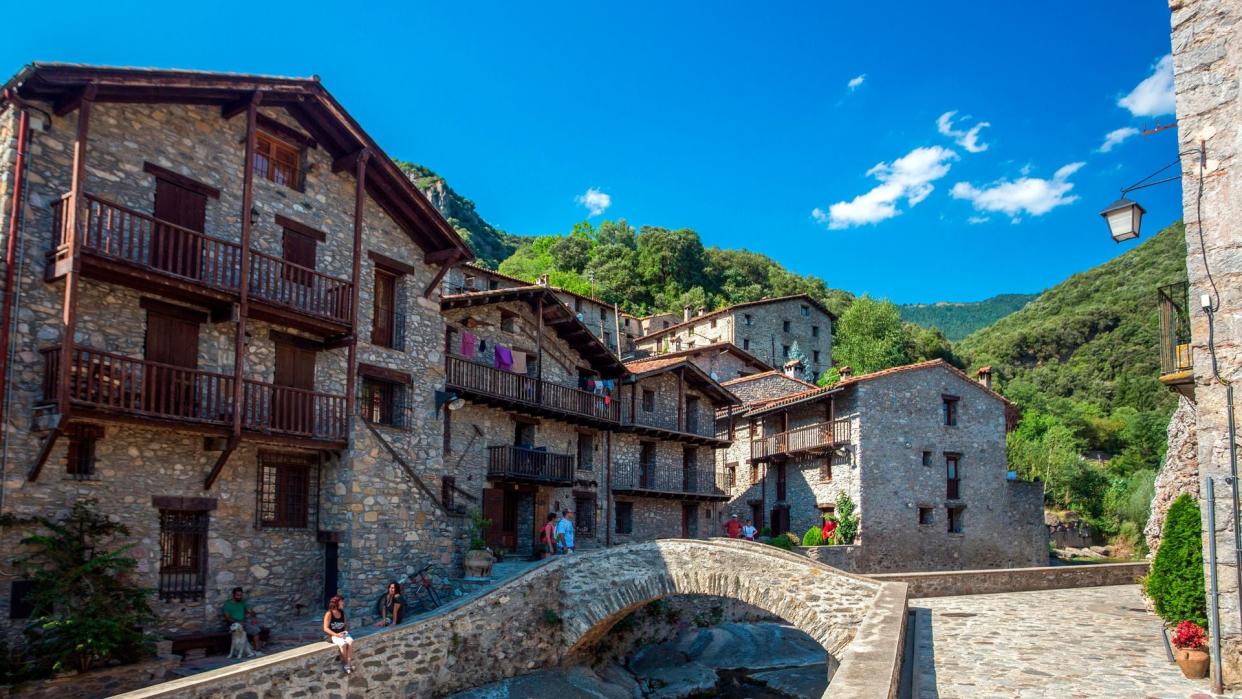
[613,463,726,498]
[446,355,620,424]
[242,380,348,441]
[42,346,347,441]
[487,445,574,485]
[1158,281,1193,382]
[54,194,243,292]
[52,193,353,326]
[42,346,234,426]
[248,249,352,324]
[751,418,851,461]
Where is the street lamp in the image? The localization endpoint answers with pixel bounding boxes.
[1100,196,1146,243]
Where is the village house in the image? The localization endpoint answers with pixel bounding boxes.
[718,359,1047,572]
[633,294,834,380]
[0,64,475,640]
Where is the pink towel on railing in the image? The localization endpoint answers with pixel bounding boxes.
[495,345,513,371]
[460,331,477,358]
[511,350,527,374]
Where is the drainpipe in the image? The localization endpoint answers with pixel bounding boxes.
[1207,477,1224,695]
[0,97,31,512]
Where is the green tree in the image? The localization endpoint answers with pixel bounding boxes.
[1144,494,1207,626]
[835,494,859,545]
[787,341,815,382]
[834,296,910,374]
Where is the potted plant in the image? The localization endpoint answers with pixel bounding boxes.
[463,509,495,578]
[1170,620,1209,679]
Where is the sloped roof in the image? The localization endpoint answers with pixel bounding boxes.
[637,294,836,342]
[459,263,639,321]
[635,342,774,375]
[2,63,473,261]
[721,369,814,388]
[623,357,740,405]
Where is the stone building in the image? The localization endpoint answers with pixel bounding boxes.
[718,359,1046,572]
[1165,0,1242,684]
[0,64,474,639]
[629,342,773,383]
[611,355,738,542]
[439,284,628,553]
[633,294,834,380]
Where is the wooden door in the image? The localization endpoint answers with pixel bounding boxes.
[681,503,699,538]
[482,488,509,550]
[273,339,317,434]
[152,178,207,279]
[144,311,200,418]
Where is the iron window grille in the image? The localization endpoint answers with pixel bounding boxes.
[65,424,103,480]
[360,378,409,429]
[257,451,320,529]
[158,509,209,602]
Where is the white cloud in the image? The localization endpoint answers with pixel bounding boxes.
[1119,55,1175,117]
[575,187,611,217]
[847,74,866,91]
[816,146,958,229]
[936,111,991,153]
[967,216,991,225]
[951,162,1085,220]
[1097,126,1140,153]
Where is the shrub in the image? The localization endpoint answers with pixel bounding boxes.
[836,494,859,545]
[468,508,492,551]
[784,532,801,547]
[760,526,771,538]
[765,535,793,551]
[1144,494,1207,627]
[802,526,824,547]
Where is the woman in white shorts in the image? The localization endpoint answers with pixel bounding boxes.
[323,595,354,673]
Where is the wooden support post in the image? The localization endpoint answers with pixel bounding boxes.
[27,427,63,481]
[203,437,238,490]
[56,84,95,418]
[344,149,370,426]
[228,93,261,454]
[677,367,685,432]
[535,296,544,403]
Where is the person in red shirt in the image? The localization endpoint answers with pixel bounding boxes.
[821,516,839,544]
[724,514,743,538]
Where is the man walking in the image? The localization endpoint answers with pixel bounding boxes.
[724,513,742,538]
[556,509,576,554]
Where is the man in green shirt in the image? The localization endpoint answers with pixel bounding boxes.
[222,587,264,651]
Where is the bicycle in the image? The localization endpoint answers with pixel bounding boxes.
[400,563,443,612]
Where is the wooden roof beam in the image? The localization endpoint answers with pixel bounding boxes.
[221,91,262,120]
[53,83,97,116]
[333,147,371,174]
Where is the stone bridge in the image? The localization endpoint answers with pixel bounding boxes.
[119,539,909,699]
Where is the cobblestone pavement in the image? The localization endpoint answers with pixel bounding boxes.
[914,585,1235,699]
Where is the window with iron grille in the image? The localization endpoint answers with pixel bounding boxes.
[158,509,208,602]
[819,458,832,481]
[65,424,103,479]
[361,378,407,428]
[257,452,318,529]
[726,462,737,487]
[574,494,596,539]
[615,501,633,534]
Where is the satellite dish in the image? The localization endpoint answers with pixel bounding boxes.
[710,371,720,381]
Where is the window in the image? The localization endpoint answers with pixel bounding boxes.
[947,506,964,534]
[726,462,737,487]
[943,395,959,426]
[639,442,657,487]
[922,450,932,467]
[362,378,406,427]
[812,325,820,338]
[462,274,478,291]
[919,507,934,525]
[742,338,750,351]
[603,331,614,349]
[783,320,791,332]
[257,452,317,529]
[946,453,961,499]
[488,279,499,291]
[813,350,821,363]
[818,504,835,520]
[372,268,398,348]
[819,459,832,481]
[500,309,517,333]
[65,424,102,479]
[710,318,718,329]
[254,132,300,188]
[782,345,791,358]
[642,389,656,412]
[578,432,594,470]
[750,462,760,485]
[600,308,608,322]
[801,305,810,317]
[662,320,671,329]
[158,509,208,602]
[743,314,753,326]
[9,580,35,620]
[615,502,633,534]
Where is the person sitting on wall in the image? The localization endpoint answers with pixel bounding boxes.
[724,514,742,538]
[222,587,265,652]
[375,581,405,627]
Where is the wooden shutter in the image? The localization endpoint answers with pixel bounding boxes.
[282,229,317,284]
[482,488,506,549]
[152,179,207,279]
[145,311,200,419]
[372,269,396,347]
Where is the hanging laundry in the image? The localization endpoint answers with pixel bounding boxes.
[511,350,528,374]
[604,394,611,406]
[460,331,477,358]
[495,345,514,371]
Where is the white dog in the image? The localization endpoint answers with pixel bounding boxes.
[228,622,256,659]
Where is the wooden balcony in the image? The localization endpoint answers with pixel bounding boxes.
[623,410,727,446]
[446,355,620,427]
[1158,281,1194,396]
[751,418,850,463]
[41,346,346,444]
[612,463,728,501]
[48,194,353,335]
[487,445,574,485]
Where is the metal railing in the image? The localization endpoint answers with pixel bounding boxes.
[1158,281,1193,378]
[613,462,725,497]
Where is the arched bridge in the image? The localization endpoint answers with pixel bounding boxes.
[118,539,909,699]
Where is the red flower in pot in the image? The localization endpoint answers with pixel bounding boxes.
[1171,621,1209,679]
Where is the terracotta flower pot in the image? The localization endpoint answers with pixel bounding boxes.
[1174,647,1209,679]
[463,549,494,578]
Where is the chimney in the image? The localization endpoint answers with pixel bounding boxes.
[977,366,993,390]
[783,358,803,379]
[697,305,707,317]
[683,305,692,321]
[536,274,550,287]
[838,365,853,379]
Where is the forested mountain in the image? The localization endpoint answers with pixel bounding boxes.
[899,293,1039,341]
[399,162,522,268]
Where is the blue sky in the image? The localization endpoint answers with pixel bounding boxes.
[2,1,1180,303]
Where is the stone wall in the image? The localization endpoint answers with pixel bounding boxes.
[798,544,863,573]
[2,655,182,699]
[1169,0,1242,684]
[1146,394,1199,553]
[721,370,811,403]
[873,561,1149,598]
